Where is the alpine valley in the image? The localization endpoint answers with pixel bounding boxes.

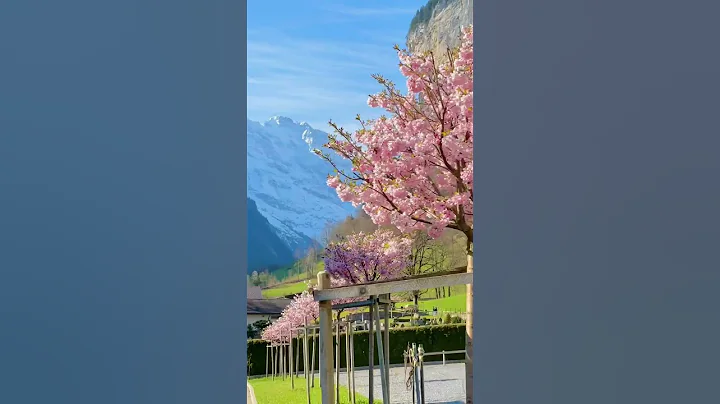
[247,0,471,273]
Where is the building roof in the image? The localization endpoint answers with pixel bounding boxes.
[247,298,291,315]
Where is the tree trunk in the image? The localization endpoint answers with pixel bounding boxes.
[465,236,474,404]
[413,292,419,307]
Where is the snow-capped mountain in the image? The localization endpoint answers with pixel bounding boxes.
[247,116,356,254]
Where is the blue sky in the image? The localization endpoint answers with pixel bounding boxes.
[247,0,427,132]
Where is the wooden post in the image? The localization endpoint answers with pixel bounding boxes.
[311,328,317,387]
[466,243,474,404]
[383,296,390,399]
[412,344,419,404]
[418,345,425,403]
[350,323,356,404]
[335,321,340,404]
[368,302,374,404]
[290,330,295,389]
[317,271,335,404]
[345,321,351,403]
[296,336,301,377]
[304,319,311,404]
[374,300,389,404]
[272,345,276,380]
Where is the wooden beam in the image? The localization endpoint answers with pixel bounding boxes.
[313,270,472,302]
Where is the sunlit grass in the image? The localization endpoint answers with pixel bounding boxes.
[249,376,380,404]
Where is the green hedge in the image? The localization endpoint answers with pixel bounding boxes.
[247,324,466,376]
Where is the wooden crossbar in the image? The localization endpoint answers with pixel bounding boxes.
[313,267,471,302]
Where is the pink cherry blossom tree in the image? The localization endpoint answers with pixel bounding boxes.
[323,229,412,318]
[260,290,319,343]
[316,26,475,402]
[282,290,320,329]
[324,229,412,285]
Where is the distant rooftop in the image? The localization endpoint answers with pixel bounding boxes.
[247,298,291,315]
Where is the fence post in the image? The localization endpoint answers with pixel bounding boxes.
[442,350,446,366]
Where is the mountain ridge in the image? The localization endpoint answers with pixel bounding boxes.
[247,116,356,258]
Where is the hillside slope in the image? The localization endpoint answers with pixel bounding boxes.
[247,198,294,272]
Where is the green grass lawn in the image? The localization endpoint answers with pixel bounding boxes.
[415,293,467,312]
[249,376,379,404]
[395,286,468,313]
[261,262,325,298]
[262,280,312,298]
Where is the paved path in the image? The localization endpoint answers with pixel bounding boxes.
[337,363,465,404]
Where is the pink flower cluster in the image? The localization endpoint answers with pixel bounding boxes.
[261,290,319,343]
[322,25,474,240]
[323,229,412,307]
[324,229,412,284]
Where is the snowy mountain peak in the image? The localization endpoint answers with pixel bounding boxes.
[265,116,296,126]
[247,116,356,253]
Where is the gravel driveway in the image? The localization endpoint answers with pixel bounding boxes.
[336,363,465,404]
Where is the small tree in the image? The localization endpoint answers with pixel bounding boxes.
[316,25,474,402]
[249,270,263,287]
[404,230,451,305]
[260,290,319,343]
[252,319,271,335]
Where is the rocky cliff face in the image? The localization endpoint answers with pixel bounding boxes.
[406,0,472,60]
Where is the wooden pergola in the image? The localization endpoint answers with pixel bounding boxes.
[313,268,473,404]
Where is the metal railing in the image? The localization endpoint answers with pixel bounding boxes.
[415,349,466,365]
